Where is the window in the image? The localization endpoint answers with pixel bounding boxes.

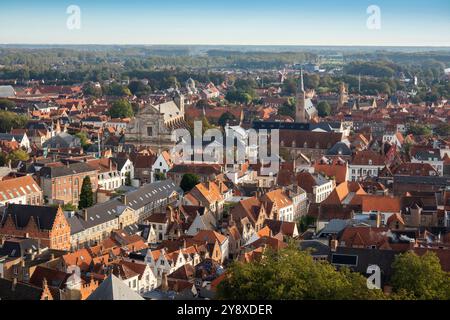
[147,127,153,136]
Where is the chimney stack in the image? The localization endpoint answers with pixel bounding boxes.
[330,239,338,252]
[11,278,17,292]
[83,209,88,221]
[121,194,127,205]
[161,272,169,292]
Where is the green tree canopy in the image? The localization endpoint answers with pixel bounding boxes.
[391,251,450,300]
[0,99,16,110]
[218,111,237,127]
[317,101,332,117]
[407,123,432,136]
[180,173,200,193]
[7,149,29,163]
[128,80,151,97]
[75,131,91,151]
[435,123,450,137]
[217,245,385,300]
[78,176,94,209]
[108,99,134,119]
[225,90,252,105]
[104,82,131,96]
[0,110,27,132]
[83,84,102,97]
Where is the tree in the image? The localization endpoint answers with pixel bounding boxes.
[7,149,29,163]
[83,84,102,97]
[297,215,316,233]
[317,101,332,117]
[278,98,296,118]
[282,78,297,95]
[128,80,151,97]
[125,172,132,186]
[0,99,16,110]
[407,123,432,136]
[217,245,385,300]
[218,112,236,127]
[104,83,131,96]
[75,132,91,151]
[78,176,94,209]
[435,123,450,137]
[108,99,134,118]
[0,153,7,166]
[391,251,450,300]
[225,90,252,105]
[154,172,166,181]
[196,99,210,110]
[61,203,77,211]
[180,173,200,192]
[0,110,27,132]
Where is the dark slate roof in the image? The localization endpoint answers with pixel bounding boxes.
[111,157,129,171]
[1,204,59,231]
[394,175,450,186]
[42,132,80,148]
[0,133,26,142]
[310,122,341,132]
[253,121,310,131]
[124,180,181,211]
[0,238,40,258]
[0,278,46,300]
[39,162,96,178]
[66,199,126,235]
[332,247,398,285]
[299,240,331,257]
[123,223,141,236]
[87,274,144,300]
[67,180,180,235]
[326,142,352,156]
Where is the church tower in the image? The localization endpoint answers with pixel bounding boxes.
[338,82,348,110]
[295,68,306,123]
[174,92,185,118]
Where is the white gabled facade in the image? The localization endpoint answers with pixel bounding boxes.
[145,248,201,285]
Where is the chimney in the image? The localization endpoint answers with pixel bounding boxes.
[11,278,17,292]
[376,212,382,228]
[25,233,30,239]
[161,272,169,292]
[83,209,88,221]
[330,238,338,252]
[173,280,179,293]
[121,194,127,205]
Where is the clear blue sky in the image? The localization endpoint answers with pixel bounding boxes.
[0,0,449,46]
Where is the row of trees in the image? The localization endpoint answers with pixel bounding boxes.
[217,245,450,300]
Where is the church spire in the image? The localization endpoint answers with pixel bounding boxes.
[300,67,305,93]
[295,67,306,123]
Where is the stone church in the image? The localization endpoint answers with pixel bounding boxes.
[126,94,186,151]
[296,68,318,123]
